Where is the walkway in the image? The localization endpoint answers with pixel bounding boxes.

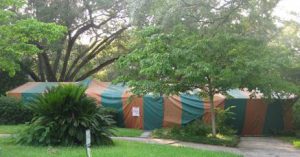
[112,136,243,155]
[113,136,300,157]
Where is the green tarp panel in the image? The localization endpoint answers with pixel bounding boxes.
[7,80,297,135]
[143,95,164,130]
[263,100,284,134]
[224,99,247,134]
[180,93,204,126]
[101,84,127,127]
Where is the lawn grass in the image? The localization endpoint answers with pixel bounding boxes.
[113,128,143,137]
[0,125,143,137]
[279,136,300,149]
[0,124,26,134]
[0,138,241,157]
[152,128,240,147]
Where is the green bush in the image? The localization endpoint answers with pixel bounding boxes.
[100,107,118,123]
[0,70,28,95]
[0,96,32,124]
[294,99,300,136]
[215,106,236,135]
[180,119,211,136]
[17,85,115,146]
[152,119,211,138]
[152,127,239,147]
[152,107,239,147]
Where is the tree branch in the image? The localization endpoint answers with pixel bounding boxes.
[75,57,119,81]
[53,50,62,74]
[68,26,128,80]
[18,61,40,82]
[59,32,73,81]
[65,38,99,80]
[59,16,116,81]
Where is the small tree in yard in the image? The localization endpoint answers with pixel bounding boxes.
[115,26,297,137]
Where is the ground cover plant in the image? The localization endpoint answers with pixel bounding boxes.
[152,128,239,147]
[279,136,300,149]
[17,85,115,146]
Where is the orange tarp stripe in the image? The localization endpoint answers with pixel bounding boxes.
[85,80,109,105]
[163,96,182,127]
[242,99,268,136]
[203,94,226,124]
[6,82,40,99]
[122,92,144,129]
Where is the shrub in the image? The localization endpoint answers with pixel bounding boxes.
[0,70,28,95]
[153,119,211,138]
[294,99,300,130]
[0,96,32,124]
[152,127,239,147]
[152,107,239,147]
[100,107,118,123]
[17,84,115,146]
[181,119,211,136]
[215,106,236,135]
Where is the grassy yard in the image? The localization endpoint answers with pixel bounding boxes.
[0,138,241,157]
[279,136,300,149]
[0,125,143,137]
[0,124,27,134]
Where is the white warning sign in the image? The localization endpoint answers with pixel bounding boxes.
[132,107,140,117]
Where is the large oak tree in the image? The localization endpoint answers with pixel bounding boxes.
[20,0,130,81]
[0,0,66,77]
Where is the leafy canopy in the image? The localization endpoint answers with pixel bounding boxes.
[115,26,297,96]
[0,0,66,76]
[117,0,298,136]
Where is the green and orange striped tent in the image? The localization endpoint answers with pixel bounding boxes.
[7,79,297,136]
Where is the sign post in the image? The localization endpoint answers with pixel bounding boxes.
[86,129,92,157]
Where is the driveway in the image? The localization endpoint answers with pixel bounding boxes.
[238,137,300,157]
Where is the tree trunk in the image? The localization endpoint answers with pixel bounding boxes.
[18,61,40,81]
[37,54,45,81]
[207,76,216,137]
[209,92,217,137]
[41,52,57,82]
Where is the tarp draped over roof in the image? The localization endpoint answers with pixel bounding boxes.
[6,79,296,135]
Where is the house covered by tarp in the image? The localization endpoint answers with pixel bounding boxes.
[6,79,297,136]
